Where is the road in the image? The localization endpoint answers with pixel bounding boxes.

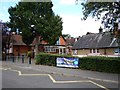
[1,61,119,89]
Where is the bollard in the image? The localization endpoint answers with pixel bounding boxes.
[29,57,31,64]
[12,55,14,63]
[22,55,24,63]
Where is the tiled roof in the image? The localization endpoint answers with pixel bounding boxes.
[72,32,120,49]
[66,38,76,46]
[11,35,48,46]
[11,35,27,45]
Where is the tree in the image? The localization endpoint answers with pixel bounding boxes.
[62,34,71,39]
[80,1,120,30]
[80,1,120,54]
[1,22,12,60]
[8,2,63,56]
[1,23,10,51]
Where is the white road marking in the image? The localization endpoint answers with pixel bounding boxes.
[3,68,110,90]
[55,80,91,83]
[63,74,118,84]
[0,68,11,70]
[10,69,22,75]
[86,77,118,84]
[8,64,119,84]
[48,74,56,83]
[89,81,110,90]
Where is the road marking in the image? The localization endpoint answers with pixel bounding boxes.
[89,81,110,90]
[55,80,91,83]
[62,73,118,84]
[9,64,119,84]
[3,68,110,90]
[10,69,22,75]
[0,67,11,70]
[19,73,57,83]
[85,77,118,84]
[48,74,56,83]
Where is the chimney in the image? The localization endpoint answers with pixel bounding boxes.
[99,27,103,33]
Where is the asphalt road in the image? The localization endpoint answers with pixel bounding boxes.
[1,61,119,89]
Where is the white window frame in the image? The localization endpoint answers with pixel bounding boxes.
[90,49,100,54]
[44,46,56,52]
[74,50,78,55]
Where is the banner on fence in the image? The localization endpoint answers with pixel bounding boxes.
[56,57,79,68]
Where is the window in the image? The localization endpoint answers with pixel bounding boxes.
[50,47,56,52]
[114,48,120,53]
[90,49,92,53]
[74,50,77,55]
[90,49,99,53]
[44,46,56,52]
[93,49,96,53]
[97,49,99,53]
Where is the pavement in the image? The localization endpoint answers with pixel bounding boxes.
[2,60,119,84]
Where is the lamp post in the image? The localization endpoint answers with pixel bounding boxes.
[31,25,39,57]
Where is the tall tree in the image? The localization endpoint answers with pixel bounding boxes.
[8,2,63,55]
[62,34,71,39]
[80,1,120,31]
[79,1,120,49]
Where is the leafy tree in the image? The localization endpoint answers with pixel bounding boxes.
[40,14,63,45]
[80,1,120,30]
[1,23,10,51]
[79,1,120,49]
[62,34,71,39]
[8,2,63,55]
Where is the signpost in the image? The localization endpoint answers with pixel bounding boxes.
[56,57,79,68]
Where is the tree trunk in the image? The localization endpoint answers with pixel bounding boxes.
[35,34,39,57]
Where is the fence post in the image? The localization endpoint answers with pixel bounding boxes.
[12,55,14,63]
[22,55,24,63]
[29,57,31,64]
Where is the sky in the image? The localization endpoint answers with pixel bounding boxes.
[0,0,102,37]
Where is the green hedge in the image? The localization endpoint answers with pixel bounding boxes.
[35,53,120,73]
[35,53,74,66]
[79,56,120,73]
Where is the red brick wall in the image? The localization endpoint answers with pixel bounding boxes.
[13,45,31,56]
[59,36,66,45]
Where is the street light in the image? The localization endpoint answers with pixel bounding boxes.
[31,24,39,56]
[31,25,36,36]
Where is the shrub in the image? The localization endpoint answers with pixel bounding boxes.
[35,53,120,73]
[79,56,120,73]
[27,51,32,57]
[35,53,77,66]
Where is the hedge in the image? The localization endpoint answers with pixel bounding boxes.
[35,53,120,73]
[35,53,73,66]
[79,56,120,73]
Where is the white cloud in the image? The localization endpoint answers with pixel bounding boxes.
[61,14,102,37]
